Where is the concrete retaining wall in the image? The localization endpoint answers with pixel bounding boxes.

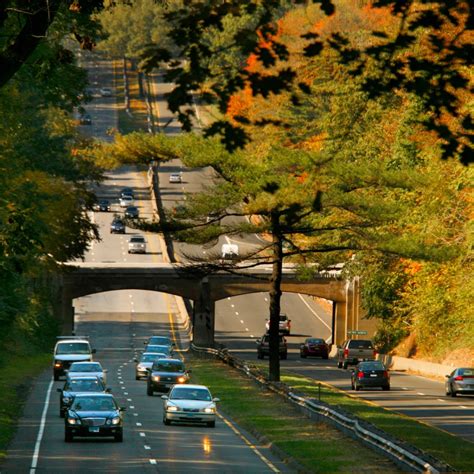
[378,354,455,378]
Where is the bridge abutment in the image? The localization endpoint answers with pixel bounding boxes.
[192,278,216,346]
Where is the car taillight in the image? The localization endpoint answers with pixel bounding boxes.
[383,371,389,378]
[357,371,364,379]
[454,375,463,381]
[373,350,377,358]
[344,348,349,357]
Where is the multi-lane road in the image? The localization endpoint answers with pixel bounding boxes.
[2,56,473,474]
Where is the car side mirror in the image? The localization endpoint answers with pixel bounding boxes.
[212,398,220,403]
[146,367,152,372]
[133,358,138,362]
[106,388,112,393]
[143,341,147,345]
[187,369,192,373]
[92,349,96,354]
[161,395,168,400]
[120,407,127,411]
[57,388,62,393]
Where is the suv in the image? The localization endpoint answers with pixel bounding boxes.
[337,339,376,369]
[128,235,146,254]
[256,334,287,359]
[53,337,95,381]
[265,314,291,334]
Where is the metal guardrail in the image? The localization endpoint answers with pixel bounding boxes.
[191,343,454,474]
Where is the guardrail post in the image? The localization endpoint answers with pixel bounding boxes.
[192,277,215,346]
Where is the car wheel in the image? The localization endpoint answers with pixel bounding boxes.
[351,382,355,390]
[59,409,64,418]
[323,355,329,360]
[64,430,73,442]
[163,417,171,426]
[300,352,307,358]
[207,421,216,428]
[337,361,342,369]
[135,375,140,381]
[342,361,348,370]
[257,353,263,359]
[382,385,390,391]
[147,385,153,396]
[281,353,287,360]
[450,385,457,397]
[114,432,123,442]
[54,373,59,381]
[355,384,361,391]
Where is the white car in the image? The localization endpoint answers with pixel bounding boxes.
[128,235,146,254]
[99,87,113,97]
[169,173,182,183]
[66,361,108,385]
[265,313,291,334]
[119,195,134,207]
[134,352,167,380]
[162,384,219,427]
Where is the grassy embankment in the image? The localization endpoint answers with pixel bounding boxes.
[189,357,474,473]
[0,350,50,462]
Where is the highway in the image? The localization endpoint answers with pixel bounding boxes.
[1,60,290,473]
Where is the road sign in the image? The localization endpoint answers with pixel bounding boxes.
[347,330,368,335]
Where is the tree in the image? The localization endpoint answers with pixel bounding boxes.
[139,0,472,164]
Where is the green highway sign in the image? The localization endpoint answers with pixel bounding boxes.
[347,330,368,335]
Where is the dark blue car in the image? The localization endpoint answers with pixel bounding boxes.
[110,217,125,234]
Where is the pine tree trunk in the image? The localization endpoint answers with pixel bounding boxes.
[268,211,283,382]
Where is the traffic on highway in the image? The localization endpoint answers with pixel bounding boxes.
[2,53,472,474]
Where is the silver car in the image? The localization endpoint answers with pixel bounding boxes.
[445,367,474,397]
[169,173,182,183]
[119,195,134,207]
[128,235,146,254]
[162,384,219,427]
[66,361,107,385]
[146,344,172,357]
[135,352,167,380]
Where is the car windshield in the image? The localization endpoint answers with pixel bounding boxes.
[348,340,373,349]
[459,368,474,376]
[170,387,211,401]
[149,336,172,345]
[72,397,116,411]
[279,315,287,321]
[308,339,325,344]
[70,363,101,372]
[56,343,90,355]
[65,379,103,392]
[359,362,385,371]
[153,361,184,372]
[141,353,166,362]
[146,345,170,354]
[127,207,137,211]
[130,237,145,243]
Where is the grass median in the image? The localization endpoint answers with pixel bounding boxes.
[0,352,50,462]
[188,356,399,473]
[279,371,474,473]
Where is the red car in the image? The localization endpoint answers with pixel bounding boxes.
[300,338,329,359]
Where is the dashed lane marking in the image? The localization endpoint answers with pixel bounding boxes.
[150,460,157,465]
[144,445,151,450]
[139,432,146,437]
[417,392,425,396]
[136,422,142,427]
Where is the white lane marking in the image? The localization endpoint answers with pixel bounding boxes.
[118,376,122,379]
[235,312,239,316]
[231,304,235,308]
[136,422,142,426]
[437,399,446,402]
[264,297,268,302]
[251,335,254,338]
[402,387,408,390]
[417,392,425,396]
[129,295,133,298]
[124,392,128,395]
[227,297,231,300]
[459,405,468,409]
[240,320,244,324]
[150,459,157,465]
[245,328,249,332]
[30,378,54,473]
[144,445,151,450]
[119,381,123,384]
[140,432,146,437]
[134,413,138,416]
[217,413,279,472]
[130,406,135,409]
[127,398,132,402]
[297,294,331,331]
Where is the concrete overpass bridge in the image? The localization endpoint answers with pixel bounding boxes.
[54,262,372,346]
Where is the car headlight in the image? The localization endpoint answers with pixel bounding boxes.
[67,417,81,425]
[177,376,186,383]
[109,416,121,425]
[137,365,145,370]
[167,405,178,412]
[152,376,160,382]
[203,406,215,414]
[54,361,62,368]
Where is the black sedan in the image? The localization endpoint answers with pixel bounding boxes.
[147,359,190,395]
[300,338,329,359]
[124,206,139,219]
[110,217,125,234]
[65,393,125,442]
[57,376,109,417]
[351,361,390,391]
[445,367,474,397]
[93,199,111,212]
